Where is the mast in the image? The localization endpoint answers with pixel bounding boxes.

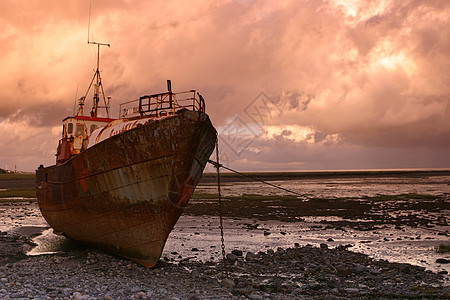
[76,0,111,118]
[84,41,110,118]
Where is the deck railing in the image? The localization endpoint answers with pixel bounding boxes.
[119,90,205,119]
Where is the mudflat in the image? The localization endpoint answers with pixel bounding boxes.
[0,171,449,298]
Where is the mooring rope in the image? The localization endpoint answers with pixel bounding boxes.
[207,160,303,197]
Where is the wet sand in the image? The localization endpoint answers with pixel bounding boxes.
[0,196,449,299]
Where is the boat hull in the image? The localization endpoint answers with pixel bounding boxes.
[36,110,216,267]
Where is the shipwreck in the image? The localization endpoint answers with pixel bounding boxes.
[35,42,216,267]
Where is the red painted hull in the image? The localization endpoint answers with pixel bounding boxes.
[36,110,216,267]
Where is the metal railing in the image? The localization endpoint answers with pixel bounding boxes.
[119,90,205,119]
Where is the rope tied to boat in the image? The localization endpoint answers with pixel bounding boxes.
[207,160,303,197]
[214,140,228,277]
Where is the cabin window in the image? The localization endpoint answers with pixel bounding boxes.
[67,123,73,134]
[62,124,66,137]
[76,124,85,136]
[90,124,98,134]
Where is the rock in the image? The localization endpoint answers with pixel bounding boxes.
[191,269,200,278]
[220,278,235,288]
[231,249,243,256]
[226,253,238,262]
[436,258,449,264]
[72,292,88,300]
[263,231,271,236]
[353,264,366,274]
[308,282,321,290]
[134,291,146,299]
[191,247,199,252]
[326,278,340,289]
[320,243,328,249]
[245,252,258,262]
[248,292,262,299]
[399,263,410,273]
[327,238,334,242]
[345,288,360,293]
[336,266,352,277]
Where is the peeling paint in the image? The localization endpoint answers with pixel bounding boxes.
[36,110,216,267]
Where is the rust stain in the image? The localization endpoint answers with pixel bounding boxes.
[36,110,216,267]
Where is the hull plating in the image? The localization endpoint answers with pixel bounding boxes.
[36,111,216,267]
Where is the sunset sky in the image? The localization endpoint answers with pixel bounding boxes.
[1,0,449,172]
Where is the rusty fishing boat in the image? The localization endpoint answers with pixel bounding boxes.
[35,43,216,267]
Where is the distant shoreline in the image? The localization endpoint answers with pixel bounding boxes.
[1,169,450,187]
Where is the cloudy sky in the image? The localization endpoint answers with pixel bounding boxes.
[1,0,449,172]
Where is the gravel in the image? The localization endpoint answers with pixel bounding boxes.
[0,238,449,299]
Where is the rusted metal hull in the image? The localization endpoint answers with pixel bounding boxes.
[36,110,216,267]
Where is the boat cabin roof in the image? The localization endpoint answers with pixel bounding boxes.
[62,115,116,123]
[61,115,116,139]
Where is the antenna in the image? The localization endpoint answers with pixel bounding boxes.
[73,82,79,115]
[81,0,111,118]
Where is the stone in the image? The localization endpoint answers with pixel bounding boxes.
[134,291,146,299]
[326,278,340,289]
[248,292,262,299]
[72,292,87,300]
[245,252,258,262]
[353,264,366,274]
[231,249,243,257]
[436,258,449,264]
[320,243,328,249]
[308,282,321,290]
[226,253,238,262]
[220,278,235,288]
[263,231,271,236]
[191,269,200,278]
[399,263,410,273]
[336,266,352,277]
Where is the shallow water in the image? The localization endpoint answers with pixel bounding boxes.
[196,175,450,198]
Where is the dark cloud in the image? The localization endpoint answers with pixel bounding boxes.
[1,0,449,171]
